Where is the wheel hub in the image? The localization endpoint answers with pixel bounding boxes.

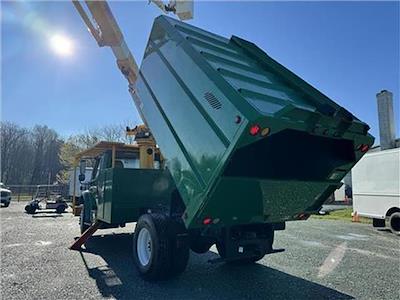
[137,227,152,266]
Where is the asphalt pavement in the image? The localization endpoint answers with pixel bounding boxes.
[1,202,399,300]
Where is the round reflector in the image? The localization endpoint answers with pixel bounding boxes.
[261,127,270,137]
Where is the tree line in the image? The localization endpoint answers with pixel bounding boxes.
[0,121,136,185]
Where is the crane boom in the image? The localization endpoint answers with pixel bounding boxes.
[72,1,139,84]
[72,1,193,85]
[72,1,192,166]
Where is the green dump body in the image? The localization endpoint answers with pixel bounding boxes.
[132,16,374,229]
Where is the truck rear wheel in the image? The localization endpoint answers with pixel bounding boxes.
[388,212,400,235]
[133,213,189,280]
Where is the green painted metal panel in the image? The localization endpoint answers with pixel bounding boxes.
[260,180,331,221]
[96,168,175,224]
[96,170,106,221]
[194,177,336,227]
[133,16,374,228]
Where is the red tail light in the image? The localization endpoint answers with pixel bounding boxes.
[203,217,212,225]
[249,124,260,136]
[358,144,369,153]
[297,213,309,220]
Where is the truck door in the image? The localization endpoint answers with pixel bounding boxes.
[95,151,112,221]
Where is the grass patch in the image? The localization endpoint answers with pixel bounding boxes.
[311,208,372,224]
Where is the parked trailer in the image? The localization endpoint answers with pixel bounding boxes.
[352,148,400,234]
[73,16,374,280]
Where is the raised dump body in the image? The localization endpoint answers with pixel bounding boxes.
[132,16,374,229]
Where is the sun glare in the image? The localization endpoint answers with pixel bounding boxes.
[50,34,74,57]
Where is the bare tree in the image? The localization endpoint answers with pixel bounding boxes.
[0,121,140,185]
[30,125,63,185]
[0,122,33,184]
[73,122,138,147]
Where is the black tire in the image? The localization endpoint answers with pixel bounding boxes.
[80,206,90,234]
[133,213,189,281]
[170,220,190,277]
[3,202,10,208]
[56,206,65,214]
[388,212,400,235]
[25,204,36,214]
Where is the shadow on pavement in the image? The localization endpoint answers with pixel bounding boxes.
[377,228,393,234]
[79,233,353,300]
[28,210,65,218]
[32,214,63,218]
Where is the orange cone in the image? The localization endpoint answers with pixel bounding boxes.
[352,211,360,222]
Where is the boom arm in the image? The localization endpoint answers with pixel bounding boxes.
[72,1,139,84]
[72,1,193,85]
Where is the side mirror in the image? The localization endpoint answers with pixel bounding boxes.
[78,174,85,182]
[79,160,86,182]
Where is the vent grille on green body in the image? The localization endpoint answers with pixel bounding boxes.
[204,92,222,110]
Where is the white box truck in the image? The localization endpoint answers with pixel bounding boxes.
[352,147,400,234]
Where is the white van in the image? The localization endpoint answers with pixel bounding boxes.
[352,148,400,234]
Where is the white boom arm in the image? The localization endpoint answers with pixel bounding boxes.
[72,1,193,85]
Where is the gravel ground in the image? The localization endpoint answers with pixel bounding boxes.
[1,202,399,300]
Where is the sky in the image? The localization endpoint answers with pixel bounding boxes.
[1,1,399,143]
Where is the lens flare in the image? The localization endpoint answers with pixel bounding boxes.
[50,34,74,57]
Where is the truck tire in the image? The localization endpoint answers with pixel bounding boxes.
[56,205,65,214]
[170,221,190,277]
[3,201,10,208]
[388,212,400,235]
[133,213,189,280]
[25,203,36,214]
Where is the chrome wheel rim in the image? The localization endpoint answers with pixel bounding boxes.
[137,227,152,266]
